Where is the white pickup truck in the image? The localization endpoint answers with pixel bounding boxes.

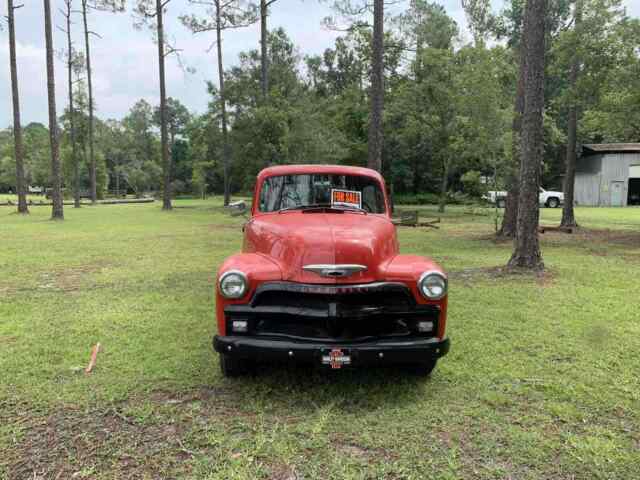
[484,187,564,208]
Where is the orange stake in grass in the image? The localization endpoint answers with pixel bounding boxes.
[85,343,101,374]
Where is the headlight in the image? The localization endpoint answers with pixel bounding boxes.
[418,271,447,300]
[219,270,248,299]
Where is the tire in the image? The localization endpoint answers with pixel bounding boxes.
[407,357,438,377]
[219,354,252,377]
[546,197,560,208]
[496,198,506,209]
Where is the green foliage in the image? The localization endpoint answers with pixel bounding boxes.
[153,97,191,143]
[1,0,638,199]
[0,130,16,191]
[581,16,640,142]
[540,0,638,185]
[393,192,447,205]
[218,29,354,191]
[460,170,487,198]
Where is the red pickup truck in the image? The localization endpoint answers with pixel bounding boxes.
[214,165,450,376]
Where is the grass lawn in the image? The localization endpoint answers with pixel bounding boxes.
[0,194,46,203]
[1,200,639,479]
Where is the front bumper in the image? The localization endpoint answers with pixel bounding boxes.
[213,335,450,366]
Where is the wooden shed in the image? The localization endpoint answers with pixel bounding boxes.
[574,143,640,207]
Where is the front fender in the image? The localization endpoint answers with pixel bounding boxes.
[215,253,282,335]
[382,254,448,338]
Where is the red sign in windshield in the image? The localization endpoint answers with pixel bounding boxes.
[331,189,362,209]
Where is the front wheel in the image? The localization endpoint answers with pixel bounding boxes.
[546,197,560,208]
[219,354,253,377]
[407,357,438,377]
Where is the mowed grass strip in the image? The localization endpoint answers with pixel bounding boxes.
[1,201,639,479]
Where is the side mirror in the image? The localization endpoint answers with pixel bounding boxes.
[226,200,247,217]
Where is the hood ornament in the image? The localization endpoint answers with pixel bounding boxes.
[303,264,367,278]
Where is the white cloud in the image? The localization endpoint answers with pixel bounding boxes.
[1,0,638,126]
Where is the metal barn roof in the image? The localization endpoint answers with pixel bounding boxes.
[582,143,640,155]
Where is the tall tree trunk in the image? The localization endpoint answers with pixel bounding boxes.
[508,0,547,270]
[66,0,80,209]
[44,0,63,220]
[412,156,421,194]
[414,35,423,83]
[367,0,384,172]
[8,0,28,214]
[156,0,172,210]
[438,156,449,213]
[169,128,176,193]
[260,0,268,102]
[499,44,526,238]
[81,0,97,203]
[115,162,120,197]
[561,0,582,228]
[216,0,231,206]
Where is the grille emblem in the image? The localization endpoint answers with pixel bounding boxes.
[303,264,367,278]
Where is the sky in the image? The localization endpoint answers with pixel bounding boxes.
[1,0,638,127]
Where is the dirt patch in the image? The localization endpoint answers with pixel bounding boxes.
[333,438,398,462]
[620,252,640,264]
[36,261,112,293]
[0,262,113,298]
[148,386,231,405]
[6,408,190,480]
[535,268,556,287]
[4,386,269,479]
[437,430,454,449]
[539,227,640,247]
[0,285,18,296]
[268,462,300,480]
[0,335,18,345]
[577,229,640,246]
[449,266,556,287]
[472,232,513,244]
[477,227,640,250]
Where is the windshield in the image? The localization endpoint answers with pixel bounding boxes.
[259,174,386,213]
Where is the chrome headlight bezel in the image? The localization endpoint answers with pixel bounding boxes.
[418,271,448,300]
[218,270,248,299]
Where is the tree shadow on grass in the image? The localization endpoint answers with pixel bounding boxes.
[209,361,444,416]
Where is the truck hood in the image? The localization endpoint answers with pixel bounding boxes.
[244,212,398,284]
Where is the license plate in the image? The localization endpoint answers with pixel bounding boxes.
[321,348,351,369]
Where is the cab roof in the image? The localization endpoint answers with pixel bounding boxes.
[257,164,384,183]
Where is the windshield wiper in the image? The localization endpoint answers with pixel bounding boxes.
[335,205,367,214]
[278,204,367,214]
[278,203,329,213]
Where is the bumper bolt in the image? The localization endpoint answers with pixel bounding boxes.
[378,352,384,358]
[288,351,294,357]
[227,346,232,352]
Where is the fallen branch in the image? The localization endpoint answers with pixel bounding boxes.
[463,207,491,216]
[392,217,440,229]
[85,342,101,374]
[539,225,574,234]
[415,221,440,229]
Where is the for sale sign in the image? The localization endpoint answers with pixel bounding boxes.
[331,189,362,209]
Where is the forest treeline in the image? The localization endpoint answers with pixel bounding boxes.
[1,0,639,205]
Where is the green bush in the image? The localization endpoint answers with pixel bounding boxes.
[460,170,488,198]
[394,192,442,205]
[395,192,473,205]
